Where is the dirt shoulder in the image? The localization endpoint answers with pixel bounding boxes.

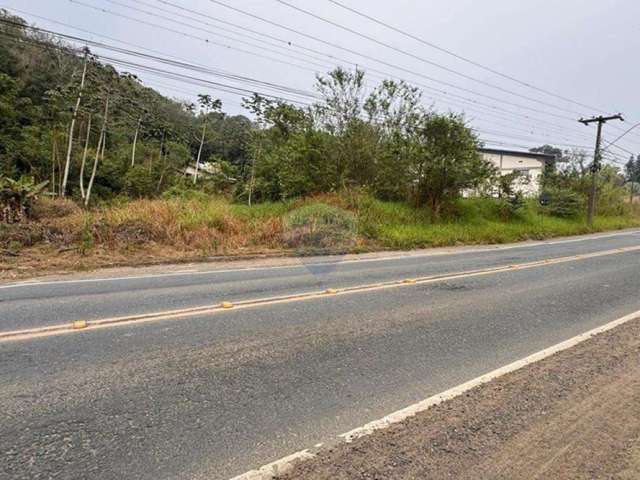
[279,316,640,480]
[3,229,639,284]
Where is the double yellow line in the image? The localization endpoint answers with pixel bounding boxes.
[2,245,639,342]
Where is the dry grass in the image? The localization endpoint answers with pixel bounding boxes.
[2,194,639,280]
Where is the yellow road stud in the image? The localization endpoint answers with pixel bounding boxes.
[325,288,338,294]
[72,320,88,330]
[403,279,417,284]
[221,301,234,309]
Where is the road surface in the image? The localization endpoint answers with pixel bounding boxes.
[1,230,639,479]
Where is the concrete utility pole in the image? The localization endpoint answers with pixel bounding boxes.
[579,114,624,227]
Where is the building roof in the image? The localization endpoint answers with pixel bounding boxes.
[478,147,556,162]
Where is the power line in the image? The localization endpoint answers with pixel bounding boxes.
[60,0,606,143]
[6,31,629,169]
[147,0,600,139]
[274,0,591,117]
[325,0,613,115]
[1,12,622,157]
[133,0,338,69]
[80,0,636,149]
[9,2,637,152]
[204,0,640,150]
[0,17,320,100]
[0,25,317,107]
[102,0,335,72]
[205,0,583,123]
[207,0,640,148]
[67,0,330,76]
[601,122,640,155]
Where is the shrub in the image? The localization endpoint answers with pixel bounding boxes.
[123,165,157,198]
[495,193,527,220]
[31,197,80,220]
[540,188,582,218]
[284,203,356,249]
[0,222,46,248]
[596,182,628,216]
[162,184,209,202]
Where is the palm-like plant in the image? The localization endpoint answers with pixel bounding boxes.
[0,176,49,223]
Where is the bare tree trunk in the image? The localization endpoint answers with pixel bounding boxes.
[79,114,91,200]
[248,158,256,207]
[54,136,63,195]
[248,140,261,207]
[131,117,141,167]
[85,97,109,207]
[100,129,107,161]
[152,130,164,173]
[156,144,168,192]
[193,121,207,184]
[51,135,57,197]
[85,130,103,208]
[61,52,88,197]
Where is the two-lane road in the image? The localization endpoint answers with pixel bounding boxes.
[1,230,639,479]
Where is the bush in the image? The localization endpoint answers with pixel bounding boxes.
[540,188,582,218]
[596,181,629,216]
[284,203,356,249]
[31,197,80,220]
[495,193,527,220]
[0,222,46,248]
[162,184,209,202]
[123,165,157,198]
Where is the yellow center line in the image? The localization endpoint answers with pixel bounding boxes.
[2,245,639,343]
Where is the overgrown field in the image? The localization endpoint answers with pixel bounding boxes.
[2,192,639,279]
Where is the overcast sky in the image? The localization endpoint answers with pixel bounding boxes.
[4,0,640,163]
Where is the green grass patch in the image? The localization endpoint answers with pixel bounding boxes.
[21,194,640,261]
[374,198,640,250]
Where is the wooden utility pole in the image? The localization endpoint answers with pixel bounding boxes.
[579,114,624,227]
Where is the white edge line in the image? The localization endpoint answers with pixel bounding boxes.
[230,308,640,480]
[1,230,638,290]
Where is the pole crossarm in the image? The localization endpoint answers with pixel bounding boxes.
[579,114,624,126]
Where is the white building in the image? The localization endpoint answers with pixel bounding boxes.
[184,162,221,178]
[479,148,555,196]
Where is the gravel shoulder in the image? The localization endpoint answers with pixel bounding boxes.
[279,315,640,480]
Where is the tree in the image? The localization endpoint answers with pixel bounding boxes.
[411,113,494,217]
[193,94,222,184]
[530,144,563,178]
[61,48,89,197]
[85,96,109,206]
[242,94,311,203]
[626,155,640,203]
[314,67,366,135]
[79,113,91,199]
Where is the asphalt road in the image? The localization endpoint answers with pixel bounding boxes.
[1,230,640,479]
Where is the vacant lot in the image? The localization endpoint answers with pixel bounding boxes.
[2,193,639,279]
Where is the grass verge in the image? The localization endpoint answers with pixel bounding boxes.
[1,193,639,279]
